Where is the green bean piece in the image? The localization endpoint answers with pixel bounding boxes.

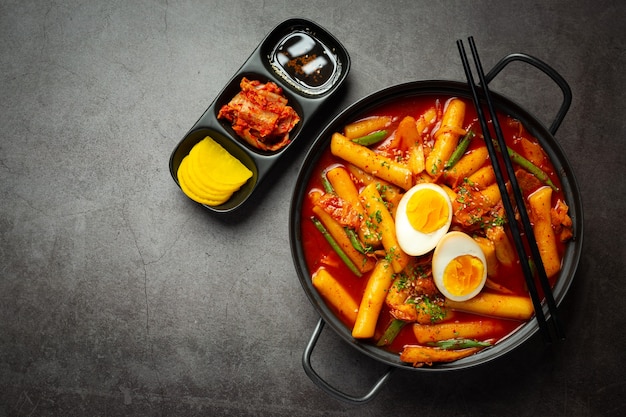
[428,338,492,350]
[493,140,559,191]
[508,146,559,191]
[311,216,362,277]
[376,319,406,346]
[444,130,475,170]
[345,228,367,254]
[350,130,388,146]
[321,171,334,194]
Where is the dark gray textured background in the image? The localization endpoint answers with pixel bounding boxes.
[1,0,624,416]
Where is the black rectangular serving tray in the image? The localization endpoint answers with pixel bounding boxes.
[169,18,351,213]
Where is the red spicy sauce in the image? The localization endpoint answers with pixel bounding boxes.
[300,94,569,355]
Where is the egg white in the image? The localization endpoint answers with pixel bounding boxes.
[395,183,453,256]
[432,231,487,302]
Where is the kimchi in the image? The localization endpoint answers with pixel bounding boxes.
[218,77,300,151]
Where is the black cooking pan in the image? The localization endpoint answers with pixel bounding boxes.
[289,53,583,404]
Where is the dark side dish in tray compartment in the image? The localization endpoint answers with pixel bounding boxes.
[300,95,573,367]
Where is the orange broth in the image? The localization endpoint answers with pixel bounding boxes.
[300,94,568,355]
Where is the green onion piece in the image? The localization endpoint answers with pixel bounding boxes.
[444,130,475,170]
[376,319,406,346]
[311,216,362,277]
[493,140,559,191]
[351,130,388,146]
[428,338,492,350]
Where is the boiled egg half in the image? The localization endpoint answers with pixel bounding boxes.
[395,183,453,256]
[432,231,487,302]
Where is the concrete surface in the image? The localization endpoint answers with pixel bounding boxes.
[1,0,625,416]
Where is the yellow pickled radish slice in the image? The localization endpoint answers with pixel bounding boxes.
[178,159,231,206]
[187,147,241,193]
[178,156,232,202]
[193,137,253,186]
[176,136,253,206]
[179,155,231,200]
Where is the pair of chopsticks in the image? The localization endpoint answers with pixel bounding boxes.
[457,37,564,343]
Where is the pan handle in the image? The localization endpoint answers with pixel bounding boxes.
[484,53,572,135]
[302,318,395,405]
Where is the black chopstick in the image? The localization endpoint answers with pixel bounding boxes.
[457,37,564,343]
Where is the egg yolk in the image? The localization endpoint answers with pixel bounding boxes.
[406,188,449,233]
[443,255,485,297]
